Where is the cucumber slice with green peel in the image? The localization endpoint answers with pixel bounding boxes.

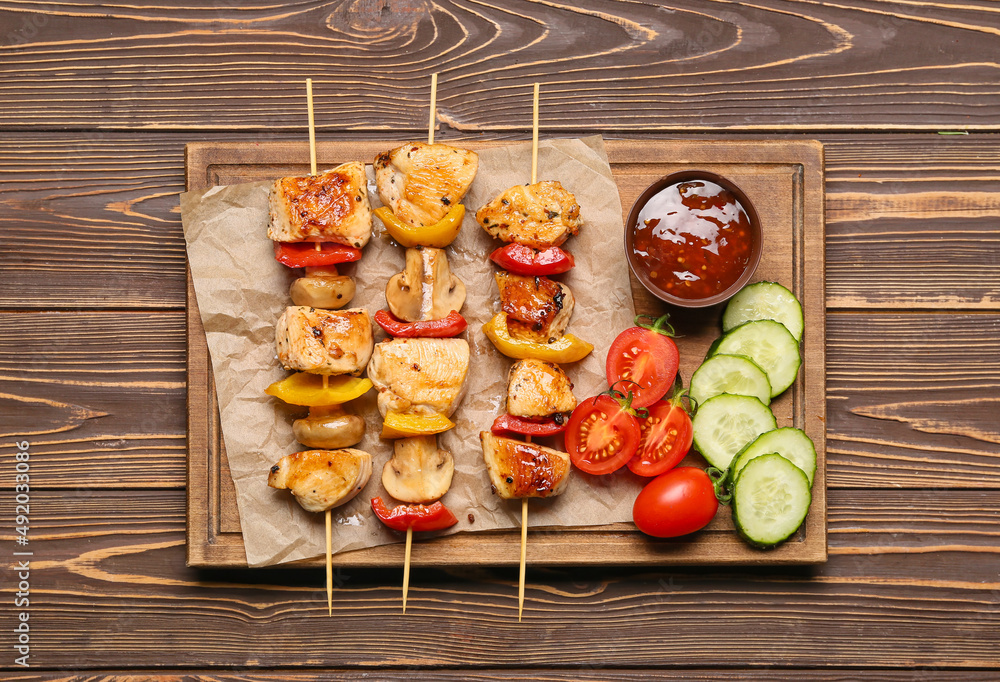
[732,453,811,548]
[723,281,804,342]
[729,427,817,486]
[689,353,771,408]
[709,320,801,398]
[691,394,777,470]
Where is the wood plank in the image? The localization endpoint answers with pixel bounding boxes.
[3,133,999,310]
[184,138,827,567]
[6,671,1000,681]
[0,311,186,488]
[14,489,1000,669]
[0,2,998,131]
[826,311,1000,488]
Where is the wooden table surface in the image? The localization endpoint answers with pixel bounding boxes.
[2,1,998,679]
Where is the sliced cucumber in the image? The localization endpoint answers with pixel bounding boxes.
[732,453,811,548]
[709,320,801,398]
[690,353,771,408]
[691,394,776,470]
[723,281,804,342]
[729,427,817,486]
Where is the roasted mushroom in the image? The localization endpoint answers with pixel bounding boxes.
[381,435,455,504]
[289,266,356,310]
[292,404,366,449]
[385,247,466,322]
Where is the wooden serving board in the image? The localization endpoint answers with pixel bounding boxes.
[185,138,826,568]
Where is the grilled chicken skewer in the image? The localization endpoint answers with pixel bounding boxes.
[369,75,477,613]
[266,79,376,616]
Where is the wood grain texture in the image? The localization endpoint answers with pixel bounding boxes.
[0,1,998,132]
[8,675,1000,682]
[9,489,1000,669]
[3,133,999,310]
[0,311,186,488]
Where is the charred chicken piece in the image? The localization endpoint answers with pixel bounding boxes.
[385,247,466,322]
[367,337,470,418]
[495,271,575,344]
[268,449,373,513]
[480,431,570,499]
[267,162,372,248]
[381,435,455,504]
[375,143,479,228]
[476,181,582,249]
[275,306,374,376]
[506,358,577,418]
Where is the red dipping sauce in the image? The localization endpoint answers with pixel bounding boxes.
[631,179,755,300]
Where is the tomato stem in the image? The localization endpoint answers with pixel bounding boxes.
[604,384,649,419]
[634,313,676,338]
[706,466,732,505]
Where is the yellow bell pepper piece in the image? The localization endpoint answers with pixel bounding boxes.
[381,412,455,439]
[265,372,372,407]
[482,312,594,363]
[374,203,465,248]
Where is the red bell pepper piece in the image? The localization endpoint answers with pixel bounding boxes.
[489,243,575,276]
[373,309,467,338]
[274,241,362,268]
[490,413,569,437]
[370,497,459,532]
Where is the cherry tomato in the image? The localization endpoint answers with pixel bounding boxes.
[627,395,693,477]
[632,467,719,538]
[565,393,641,475]
[606,314,679,408]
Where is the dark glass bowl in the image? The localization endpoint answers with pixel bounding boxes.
[624,170,763,308]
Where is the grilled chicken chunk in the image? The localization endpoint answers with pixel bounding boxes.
[386,247,466,322]
[506,358,577,418]
[268,162,372,248]
[476,181,582,249]
[268,449,373,513]
[495,271,575,344]
[275,306,374,376]
[480,432,570,499]
[375,143,479,228]
[368,338,470,418]
[382,435,455,504]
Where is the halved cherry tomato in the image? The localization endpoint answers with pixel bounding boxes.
[565,392,641,475]
[274,241,362,268]
[632,466,719,538]
[606,314,679,408]
[491,413,568,438]
[374,310,467,338]
[489,243,575,276]
[627,393,693,477]
[370,497,458,532]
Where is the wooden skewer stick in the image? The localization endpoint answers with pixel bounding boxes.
[402,527,413,613]
[517,83,542,623]
[530,82,540,185]
[305,78,334,614]
[398,72,441,615]
[428,73,438,145]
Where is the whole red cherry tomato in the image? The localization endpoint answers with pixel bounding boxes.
[565,392,641,475]
[606,314,679,408]
[632,467,719,538]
